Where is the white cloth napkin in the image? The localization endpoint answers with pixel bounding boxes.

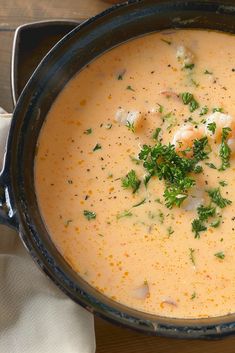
[0,108,96,353]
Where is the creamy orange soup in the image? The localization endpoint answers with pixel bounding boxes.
[35,30,235,318]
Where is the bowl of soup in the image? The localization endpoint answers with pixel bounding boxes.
[3,0,235,338]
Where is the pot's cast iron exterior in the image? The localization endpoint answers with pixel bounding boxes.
[2,0,235,338]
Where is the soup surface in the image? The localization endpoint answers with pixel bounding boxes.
[35,30,235,318]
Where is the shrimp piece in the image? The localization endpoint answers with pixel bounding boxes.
[115,108,142,129]
[205,112,235,141]
[176,45,194,68]
[172,125,205,152]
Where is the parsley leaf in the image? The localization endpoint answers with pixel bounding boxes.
[189,248,196,266]
[93,143,102,151]
[121,170,141,193]
[204,69,213,75]
[193,136,210,161]
[200,106,209,116]
[207,122,216,134]
[219,127,231,171]
[126,121,135,133]
[219,180,227,187]
[192,219,207,238]
[207,187,232,208]
[164,187,187,209]
[83,210,96,220]
[213,107,224,113]
[214,251,225,260]
[116,210,132,220]
[210,219,221,228]
[152,127,162,141]
[126,85,135,92]
[197,205,216,221]
[181,92,199,112]
[84,128,92,135]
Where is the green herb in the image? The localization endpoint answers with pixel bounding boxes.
[219,180,227,187]
[155,198,163,204]
[143,174,151,187]
[219,127,231,171]
[121,170,141,193]
[204,69,213,75]
[210,219,221,228]
[162,112,177,130]
[84,128,92,135]
[207,187,232,208]
[157,103,164,113]
[126,121,135,133]
[193,136,210,161]
[189,248,196,266]
[192,219,207,238]
[167,226,174,236]
[213,107,224,113]
[190,78,199,87]
[126,85,135,92]
[157,210,165,224]
[184,63,195,70]
[116,210,133,220]
[161,38,172,45]
[200,106,209,116]
[129,155,141,165]
[197,205,216,221]
[132,198,146,208]
[194,165,203,174]
[181,92,199,112]
[164,187,187,209]
[117,70,126,80]
[214,251,225,260]
[207,122,216,134]
[205,162,217,169]
[83,210,96,220]
[152,127,162,141]
[191,292,197,300]
[93,143,102,151]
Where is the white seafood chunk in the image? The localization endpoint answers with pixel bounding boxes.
[115,108,141,128]
[176,45,194,68]
[133,282,150,300]
[172,125,204,151]
[182,187,205,211]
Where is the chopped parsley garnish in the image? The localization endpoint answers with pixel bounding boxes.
[191,292,196,300]
[117,70,126,80]
[126,85,135,92]
[190,78,199,87]
[83,210,96,220]
[204,69,213,75]
[161,38,172,45]
[184,63,195,70]
[143,173,151,187]
[157,103,164,113]
[84,128,92,135]
[213,107,224,113]
[126,121,135,133]
[207,187,232,208]
[207,122,216,134]
[219,127,231,171]
[138,138,209,209]
[214,251,225,260]
[167,226,174,236]
[152,127,162,141]
[189,248,196,266]
[200,106,209,116]
[121,170,141,193]
[116,210,132,220]
[219,180,227,187]
[192,219,207,238]
[93,143,102,151]
[194,165,203,174]
[132,198,146,208]
[181,92,199,112]
[197,205,216,221]
[193,136,210,161]
[210,219,221,228]
[205,162,217,169]
[157,210,165,224]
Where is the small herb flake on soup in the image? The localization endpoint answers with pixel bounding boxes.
[35,30,235,319]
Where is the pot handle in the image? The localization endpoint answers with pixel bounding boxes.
[0,171,18,230]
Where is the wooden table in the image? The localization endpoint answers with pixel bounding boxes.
[1,1,235,351]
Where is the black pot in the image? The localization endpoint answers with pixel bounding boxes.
[2,0,235,339]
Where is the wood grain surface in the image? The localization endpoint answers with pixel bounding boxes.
[2,0,235,351]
